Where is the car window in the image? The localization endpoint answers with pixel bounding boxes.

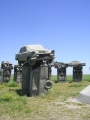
[19,47,27,53]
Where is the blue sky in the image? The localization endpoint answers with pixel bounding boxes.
[0,0,90,75]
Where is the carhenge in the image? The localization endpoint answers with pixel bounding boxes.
[15,44,55,97]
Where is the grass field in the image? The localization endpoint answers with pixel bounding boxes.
[52,74,90,82]
[0,75,90,120]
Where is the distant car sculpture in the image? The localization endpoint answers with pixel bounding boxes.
[0,69,3,84]
[15,44,55,96]
[1,61,13,82]
[54,62,68,82]
[68,61,86,82]
[14,65,22,83]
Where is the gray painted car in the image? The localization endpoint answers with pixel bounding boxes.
[15,45,55,64]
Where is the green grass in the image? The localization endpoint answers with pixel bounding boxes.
[0,75,90,120]
[52,74,90,82]
[8,81,18,87]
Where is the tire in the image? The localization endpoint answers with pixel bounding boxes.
[44,80,52,89]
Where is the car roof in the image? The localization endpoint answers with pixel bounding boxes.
[24,44,45,50]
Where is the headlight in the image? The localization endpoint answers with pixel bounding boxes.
[32,51,36,56]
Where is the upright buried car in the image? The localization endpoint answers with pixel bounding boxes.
[0,68,3,84]
[1,61,13,82]
[54,62,68,82]
[15,44,55,96]
[14,65,22,83]
[68,61,86,82]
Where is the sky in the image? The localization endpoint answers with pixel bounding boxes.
[0,0,90,75]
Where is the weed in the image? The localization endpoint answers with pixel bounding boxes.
[8,81,17,87]
[0,93,14,102]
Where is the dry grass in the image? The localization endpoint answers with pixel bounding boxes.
[0,75,90,120]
